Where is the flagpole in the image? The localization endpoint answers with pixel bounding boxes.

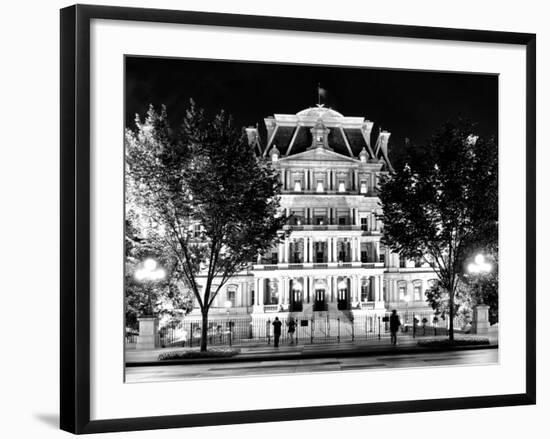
[318,83,321,105]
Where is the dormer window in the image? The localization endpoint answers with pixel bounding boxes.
[294,180,302,192]
[316,180,324,193]
[360,155,366,163]
[338,181,346,192]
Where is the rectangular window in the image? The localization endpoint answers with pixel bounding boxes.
[360,180,368,194]
[294,180,302,192]
[338,180,346,192]
[227,289,236,307]
[399,286,406,300]
[339,216,346,225]
[316,180,324,192]
[360,217,368,231]
[413,286,421,301]
[193,224,201,238]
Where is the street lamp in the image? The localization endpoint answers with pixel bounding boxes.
[403,293,411,329]
[134,258,166,316]
[224,300,233,346]
[467,253,492,304]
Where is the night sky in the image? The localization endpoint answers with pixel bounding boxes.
[125,56,498,157]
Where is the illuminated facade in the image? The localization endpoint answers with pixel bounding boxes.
[188,105,437,331]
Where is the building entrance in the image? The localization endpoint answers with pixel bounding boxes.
[314,289,326,311]
[337,288,349,310]
[290,289,303,312]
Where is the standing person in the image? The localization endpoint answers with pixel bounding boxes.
[287,317,296,344]
[389,309,401,346]
[272,317,282,348]
[265,319,271,344]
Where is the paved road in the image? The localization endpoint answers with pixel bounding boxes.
[125,348,497,383]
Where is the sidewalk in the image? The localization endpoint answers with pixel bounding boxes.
[126,333,498,367]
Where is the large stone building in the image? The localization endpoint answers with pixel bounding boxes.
[186,104,437,336]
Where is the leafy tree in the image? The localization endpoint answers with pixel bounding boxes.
[124,211,194,330]
[378,121,498,340]
[126,101,287,351]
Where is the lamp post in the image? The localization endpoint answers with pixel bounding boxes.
[403,293,411,332]
[467,253,492,303]
[224,300,232,346]
[134,258,166,316]
[467,253,492,335]
[134,258,165,350]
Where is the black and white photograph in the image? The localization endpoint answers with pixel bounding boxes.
[124,57,499,383]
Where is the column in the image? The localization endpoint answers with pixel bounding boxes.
[278,241,285,263]
[309,237,314,263]
[328,275,333,302]
[285,278,290,305]
[284,238,290,263]
[260,278,265,305]
[349,208,354,225]
[308,276,314,303]
[333,238,338,261]
[328,237,333,262]
[354,169,359,191]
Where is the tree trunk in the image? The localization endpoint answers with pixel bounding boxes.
[200,309,209,352]
[448,289,455,341]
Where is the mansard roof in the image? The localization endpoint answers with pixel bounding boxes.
[246,104,393,171]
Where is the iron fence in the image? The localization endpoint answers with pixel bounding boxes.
[127,310,470,348]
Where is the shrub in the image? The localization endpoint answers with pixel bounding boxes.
[158,347,239,361]
[417,337,490,347]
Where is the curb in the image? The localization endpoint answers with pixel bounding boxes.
[126,343,498,367]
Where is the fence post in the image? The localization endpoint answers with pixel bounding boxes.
[413,313,416,339]
[229,321,233,347]
[338,317,340,343]
[310,319,314,344]
[351,317,354,341]
[378,316,381,340]
[189,323,193,348]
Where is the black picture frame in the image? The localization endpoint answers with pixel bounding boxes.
[60,4,536,434]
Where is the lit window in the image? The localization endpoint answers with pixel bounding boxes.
[360,181,368,194]
[294,180,302,192]
[413,285,422,301]
[316,180,324,192]
[338,181,346,192]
